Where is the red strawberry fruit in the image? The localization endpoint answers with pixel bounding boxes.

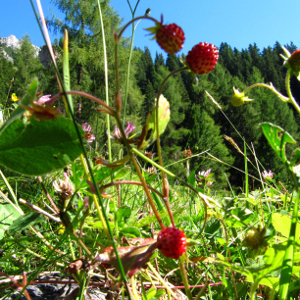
[146,16,185,55]
[288,49,300,72]
[186,42,219,75]
[156,23,185,55]
[157,227,186,259]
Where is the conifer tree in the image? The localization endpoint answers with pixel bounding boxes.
[187,103,234,188]
[14,35,43,95]
[154,52,164,72]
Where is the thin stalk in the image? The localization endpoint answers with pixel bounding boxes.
[147,263,179,298]
[155,67,188,179]
[122,0,141,127]
[244,140,249,200]
[97,0,112,163]
[80,154,110,239]
[50,90,114,115]
[101,180,164,199]
[132,147,209,236]
[154,67,188,226]
[32,0,129,291]
[243,82,290,102]
[206,91,265,171]
[285,70,300,114]
[68,235,76,260]
[179,256,193,300]
[114,115,165,229]
[0,169,18,206]
[113,21,165,229]
[5,80,13,119]
[117,16,159,41]
[38,176,60,214]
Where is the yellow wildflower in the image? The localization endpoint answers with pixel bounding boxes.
[11,93,18,102]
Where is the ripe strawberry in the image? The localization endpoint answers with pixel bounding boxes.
[186,42,219,75]
[157,227,186,259]
[146,16,185,55]
[156,23,185,55]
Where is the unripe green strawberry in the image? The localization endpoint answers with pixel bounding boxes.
[244,227,266,249]
[157,227,186,259]
[231,87,253,107]
[146,16,185,55]
[186,42,219,75]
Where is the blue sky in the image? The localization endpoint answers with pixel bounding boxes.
[1,0,300,59]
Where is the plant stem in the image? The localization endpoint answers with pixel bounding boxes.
[179,256,193,300]
[117,15,159,41]
[285,70,300,114]
[80,154,110,239]
[155,67,188,226]
[97,0,112,163]
[122,1,141,127]
[114,115,165,229]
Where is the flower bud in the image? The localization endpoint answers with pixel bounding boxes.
[231,87,253,107]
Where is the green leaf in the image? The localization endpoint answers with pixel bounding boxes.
[187,170,196,187]
[272,213,300,239]
[116,206,131,224]
[260,122,295,164]
[204,219,222,238]
[113,167,130,181]
[0,203,20,239]
[119,227,141,238]
[8,212,43,235]
[153,289,165,299]
[138,95,170,150]
[227,208,254,227]
[146,287,157,300]
[0,117,83,175]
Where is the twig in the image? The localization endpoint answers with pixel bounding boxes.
[19,199,61,223]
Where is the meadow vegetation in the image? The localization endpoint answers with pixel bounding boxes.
[1,1,300,299]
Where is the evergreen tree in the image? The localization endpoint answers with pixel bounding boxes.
[166,54,180,72]
[142,80,156,122]
[154,52,164,72]
[14,35,44,95]
[187,103,234,188]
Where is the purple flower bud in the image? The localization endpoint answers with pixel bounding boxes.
[109,122,135,142]
[262,170,273,180]
[36,94,52,106]
[82,122,92,133]
[82,123,95,143]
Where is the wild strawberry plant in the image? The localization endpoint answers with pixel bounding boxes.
[1,1,300,300]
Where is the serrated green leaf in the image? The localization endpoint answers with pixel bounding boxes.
[0,117,83,175]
